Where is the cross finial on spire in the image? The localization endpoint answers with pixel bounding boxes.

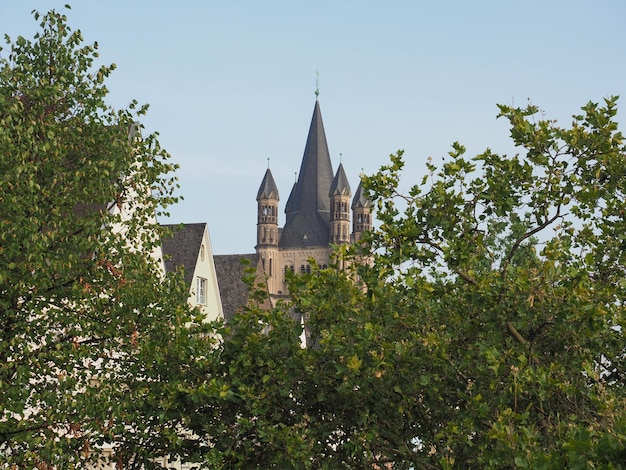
[315,69,320,100]
[294,171,298,183]
[267,157,270,169]
[339,153,343,164]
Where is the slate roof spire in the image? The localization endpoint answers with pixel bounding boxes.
[329,162,351,196]
[280,99,335,247]
[256,168,279,201]
[351,179,371,209]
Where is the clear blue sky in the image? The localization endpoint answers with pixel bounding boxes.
[4,1,626,254]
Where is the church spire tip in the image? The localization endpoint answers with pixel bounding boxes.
[315,69,320,100]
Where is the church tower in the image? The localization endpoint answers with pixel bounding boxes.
[256,167,279,294]
[255,93,371,300]
[329,163,351,244]
[351,180,372,243]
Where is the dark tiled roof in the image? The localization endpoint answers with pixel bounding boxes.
[161,223,205,285]
[352,180,371,209]
[256,168,279,201]
[277,211,331,248]
[281,100,334,248]
[213,253,265,322]
[283,182,297,219]
[329,163,351,196]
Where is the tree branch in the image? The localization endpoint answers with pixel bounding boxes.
[501,204,562,280]
[506,321,526,345]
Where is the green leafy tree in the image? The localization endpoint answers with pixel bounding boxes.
[0,7,208,468]
[189,97,626,468]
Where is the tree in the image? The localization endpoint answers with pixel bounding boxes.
[188,97,626,468]
[0,7,209,468]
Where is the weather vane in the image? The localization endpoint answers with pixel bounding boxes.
[315,70,320,99]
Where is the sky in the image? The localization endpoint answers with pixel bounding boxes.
[3,1,626,255]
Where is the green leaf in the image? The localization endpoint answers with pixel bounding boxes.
[347,354,362,371]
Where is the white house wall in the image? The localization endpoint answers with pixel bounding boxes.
[188,226,223,322]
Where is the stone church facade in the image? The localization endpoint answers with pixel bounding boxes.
[255,96,372,300]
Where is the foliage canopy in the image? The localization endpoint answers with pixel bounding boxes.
[0,7,208,468]
[187,96,626,468]
[4,6,626,469]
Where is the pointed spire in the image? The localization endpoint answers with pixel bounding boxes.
[329,163,351,196]
[256,168,279,201]
[352,179,371,209]
[284,100,334,218]
[280,99,335,247]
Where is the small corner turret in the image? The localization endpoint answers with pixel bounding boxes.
[256,167,279,247]
[351,179,372,243]
[329,163,352,244]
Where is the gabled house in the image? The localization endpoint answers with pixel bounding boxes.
[213,253,271,322]
[161,223,223,322]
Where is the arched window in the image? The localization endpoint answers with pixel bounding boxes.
[284,264,294,281]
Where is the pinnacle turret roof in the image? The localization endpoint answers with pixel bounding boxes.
[256,168,279,201]
[329,163,351,196]
[351,180,371,209]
